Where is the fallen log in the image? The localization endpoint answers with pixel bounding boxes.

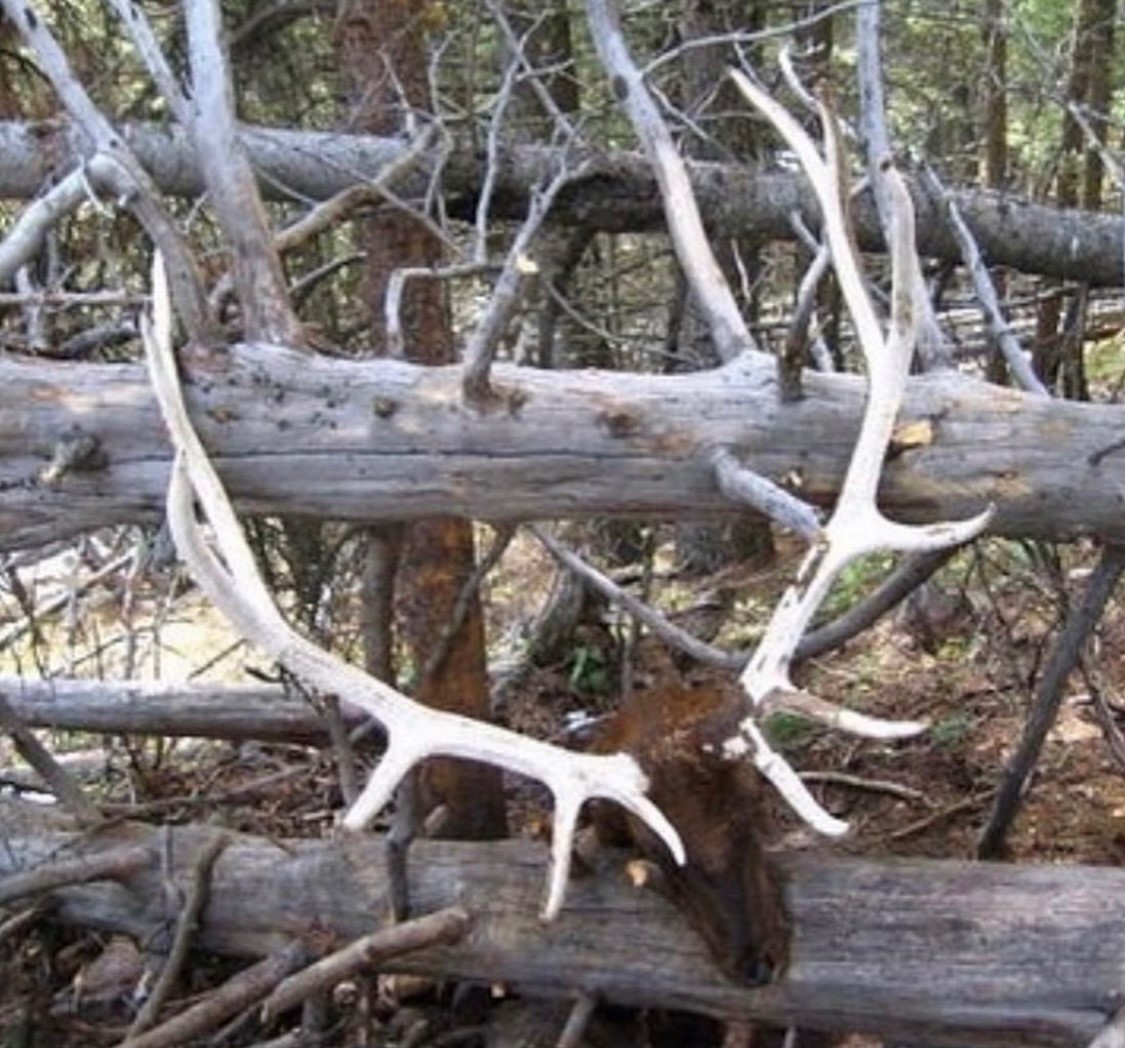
[0,797,1118,1048]
[1,676,360,744]
[0,120,1120,286]
[3,343,1125,552]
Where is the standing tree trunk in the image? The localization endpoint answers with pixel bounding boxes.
[1032,0,1109,400]
[981,0,1010,385]
[335,1,507,841]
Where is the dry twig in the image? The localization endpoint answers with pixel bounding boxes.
[0,844,150,906]
[261,907,470,1023]
[115,942,307,1048]
[128,833,230,1037]
[0,691,102,824]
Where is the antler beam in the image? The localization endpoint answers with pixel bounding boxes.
[726,71,993,836]
[141,258,684,922]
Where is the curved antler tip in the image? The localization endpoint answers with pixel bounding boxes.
[889,718,929,738]
[539,884,565,923]
[655,820,687,867]
[817,813,851,837]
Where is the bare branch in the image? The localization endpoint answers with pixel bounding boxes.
[275,125,439,256]
[646,0,867,78]
[110,941,307,1048]
[0,0,212,337]
[142,256,684,921]
[386,263,496,357]
[0,844,150,906]
[462,163,578,402]
[183,1,303,345]
[127,834,230,1038]
[854,3,950,370]
[709,448,822,540]
[420,525,516,683]
[794,547,960,662]
[482,0,577,137]
[919,164,1049,397]
[260,907,470,1023]
[474,36,525,265]
[0,169,87,285]
[584,0,757,362]
[0,690,102,824]
[105,0,191,124]
[977,543,1125,858]
[531,525,740,671]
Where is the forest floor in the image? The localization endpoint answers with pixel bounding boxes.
[491,529,1125,868]
[2,528,1125,1046]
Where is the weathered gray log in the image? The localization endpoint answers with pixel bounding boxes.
[0,677,359,744]
[2,343,1123,552]
[0,120,1120,286]
[0,797,1118,1048]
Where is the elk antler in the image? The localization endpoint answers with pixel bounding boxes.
[726,71,993,836]
[141,257,684,921]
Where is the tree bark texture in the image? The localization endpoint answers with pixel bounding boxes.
[2,344,1124,553]
[0,797,1120,1048]
[336,0,508,841]
[0,120,1120,287]
[0,676,355,744]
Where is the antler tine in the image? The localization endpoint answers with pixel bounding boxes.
[726,71,992,835]
[143,255,684,922]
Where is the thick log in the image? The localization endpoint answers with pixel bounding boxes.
[0,797,1118,1048]
[1,343,1123,551]
[0,677,359,744]
[0,120,1120,286]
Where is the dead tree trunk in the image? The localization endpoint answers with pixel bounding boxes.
[0,120,1121,287]
[0,797,1118,1048]
[5,345,1125,553]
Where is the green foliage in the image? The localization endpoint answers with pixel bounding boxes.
[765,710,818,751]
[567,643,613,694]
[930,711,975,749]
[818,552,896,624]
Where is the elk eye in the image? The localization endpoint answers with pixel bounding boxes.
[740,955,775,987]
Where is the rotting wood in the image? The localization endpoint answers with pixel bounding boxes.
[0,797,1119,1048]
[2,345,1124,553]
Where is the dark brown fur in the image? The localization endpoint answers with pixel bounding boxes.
[592,679,789,985]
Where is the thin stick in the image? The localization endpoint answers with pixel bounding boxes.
[800,770,927,805]
[462,165,576,402]
[128,833,230,1036]
[556,993,597,1048]
[585,0,757,361]
[531,525,740,671]
[0,844,150,906]
[115,942,306,1048]
[0,900,51,945]
[0,691,102,824]
[0,0,211,336]
[260,908,470,1023]
[886,790,996,843]
[978,544,1125,857]
[419,524,516,682]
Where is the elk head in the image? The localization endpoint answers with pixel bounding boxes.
[592,677,788,986]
